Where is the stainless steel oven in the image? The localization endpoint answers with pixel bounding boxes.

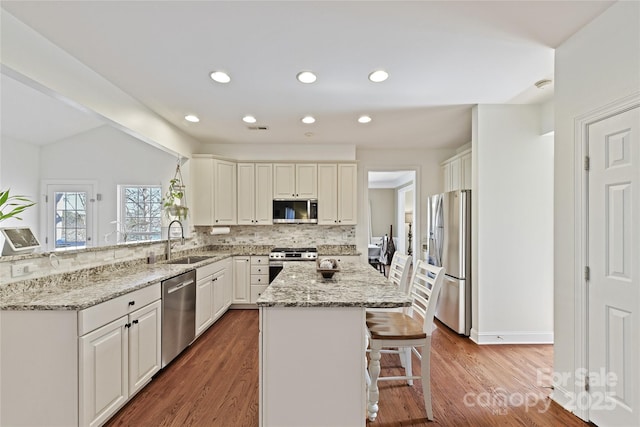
[268,247,318,283]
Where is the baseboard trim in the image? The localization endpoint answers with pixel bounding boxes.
[470,329,554,345]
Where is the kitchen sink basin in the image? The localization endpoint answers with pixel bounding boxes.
[167,255,213,265]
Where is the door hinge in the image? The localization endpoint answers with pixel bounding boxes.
[585,377,590,391]
[45,195,48,203]
[584,156,590,171]
[585,266,590,281]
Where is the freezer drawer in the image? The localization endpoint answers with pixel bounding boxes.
[435,275,471,336]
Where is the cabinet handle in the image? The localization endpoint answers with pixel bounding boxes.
[132,320,139,325]
[128,301,135,306]
[125,322,132,328]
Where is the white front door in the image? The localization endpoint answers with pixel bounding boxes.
[588,106,639,426]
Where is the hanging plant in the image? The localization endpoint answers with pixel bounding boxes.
[0,189,36,223]
[163,164,189,220]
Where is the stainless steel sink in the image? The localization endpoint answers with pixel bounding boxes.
[167,255,213,265]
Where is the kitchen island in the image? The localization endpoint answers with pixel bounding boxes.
[257,260,411,427]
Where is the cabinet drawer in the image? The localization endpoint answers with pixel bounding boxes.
[78,283,161,335]
[251,274,269,285]
[250,265,268,275]
[251,256,269,266]
[250,285,269,303]
[197,258,228,279]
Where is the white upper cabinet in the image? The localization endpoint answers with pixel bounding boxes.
[273,163,317,199]
[213,159,237,225]
[318,163,357,225]
[441,148,471,192]
[191,156,237,226]
[191,156,214,226]
[237,163,273,225]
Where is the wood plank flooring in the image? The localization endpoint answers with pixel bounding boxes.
[106,309,591,427]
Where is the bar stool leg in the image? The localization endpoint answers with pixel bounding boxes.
[367,340,382,421]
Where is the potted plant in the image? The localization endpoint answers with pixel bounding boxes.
[0,189,36,222]
[163,177,189,220]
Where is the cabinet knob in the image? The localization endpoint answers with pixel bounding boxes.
[128,301,135,306]
[125,322,132,328]
[132,319,139,325]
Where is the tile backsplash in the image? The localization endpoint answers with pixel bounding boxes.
[196,224,356,247]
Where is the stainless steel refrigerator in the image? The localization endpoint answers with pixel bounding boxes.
[426,190,471,336]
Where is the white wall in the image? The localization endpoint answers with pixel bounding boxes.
[553,0,640,411]
[472,104,554,344]
[39,125,182,245]
[0,137,40,233]
[368,188,395,239]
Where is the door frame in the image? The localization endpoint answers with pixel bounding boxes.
[573,92,640,421]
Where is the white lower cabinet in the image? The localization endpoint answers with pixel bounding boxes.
[233,256,251,303]
[0,283,161,427]
[250,256,269,304]
[196,258,233,336]
[79,296,162,427]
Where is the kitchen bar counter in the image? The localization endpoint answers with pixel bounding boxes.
[258,260,409,427]
[257,260,410,308]
[0,252,234,310]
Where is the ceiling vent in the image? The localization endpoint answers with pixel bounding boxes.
[247,125,269,131]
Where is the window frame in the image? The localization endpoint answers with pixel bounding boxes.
[116,184,163,244]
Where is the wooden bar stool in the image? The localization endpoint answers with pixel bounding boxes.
[366,259,446,422]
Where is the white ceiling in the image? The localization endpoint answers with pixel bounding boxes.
[1,1,614,150]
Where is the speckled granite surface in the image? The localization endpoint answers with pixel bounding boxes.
[256,260,410,308]
[0,252,233,311]
[0,244,361,311]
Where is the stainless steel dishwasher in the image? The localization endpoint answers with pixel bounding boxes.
[161,269,196,367]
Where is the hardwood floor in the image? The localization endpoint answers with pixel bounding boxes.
[106,309,590,427]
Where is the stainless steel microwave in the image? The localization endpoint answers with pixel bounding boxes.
[272,200,318,223]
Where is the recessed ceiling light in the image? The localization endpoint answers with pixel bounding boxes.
[368,70,389,83]
[184,114,200,123]
[301,116,316,124]
[296,71,317,84]
[358,115,372,124]
[242,115,257,124]
[210,71,231,83]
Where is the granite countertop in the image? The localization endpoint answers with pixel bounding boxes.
[256,259,411,308]
[0,251,235,311]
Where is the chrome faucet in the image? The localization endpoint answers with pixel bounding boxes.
[166,220,185,261]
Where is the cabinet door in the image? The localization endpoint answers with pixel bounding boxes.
[79,316,129,427]
[233,256,251,303]
[296,163,317,198]
[223,260,233,309]
[460,152,472,190]
[337,164,357,225]
[317,164,338,225]
[273,164,296,198]
[191,157,214,226]
[212,269,226,320]
[255,163,273,224]
[237,163,255,225]
[214,160,237,225]
[442,162,451,193]
[128,300,161,396]
[450,158,461,191]
[195,275,214,336]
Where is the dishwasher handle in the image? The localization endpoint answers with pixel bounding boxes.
[167,279,195,294]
